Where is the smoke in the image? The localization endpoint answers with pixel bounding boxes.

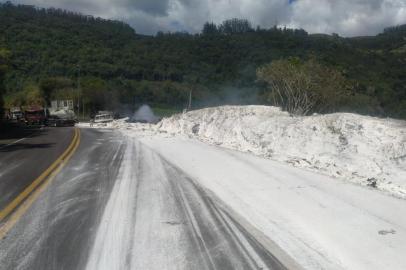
[132,104,159,123]
[192,84,260,110]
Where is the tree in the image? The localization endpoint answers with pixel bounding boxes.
[257,58,349,115]
[40,77,74,104]
[202,22,219,35]
[81,77,110,113]
[1,2,405,119]
[0,48,11,120]
[219,18,253,34]
[5,82,46,108]
[23,83,45,106]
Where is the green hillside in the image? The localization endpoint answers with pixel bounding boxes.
[1,2,405,118]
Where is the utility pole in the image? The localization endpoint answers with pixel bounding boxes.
[77,65,81,119]
[188,89,192,111]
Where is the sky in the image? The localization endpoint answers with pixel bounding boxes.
[10,0,406,36]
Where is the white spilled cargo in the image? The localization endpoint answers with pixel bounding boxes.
[83,105,406,198]
[77,105,406,270]
[156,106,406,199]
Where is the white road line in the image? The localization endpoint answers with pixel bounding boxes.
[0,137,27,150]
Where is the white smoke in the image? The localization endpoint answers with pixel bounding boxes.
[132,105,159,123]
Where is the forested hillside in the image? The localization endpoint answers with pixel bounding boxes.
[0,2,405,118]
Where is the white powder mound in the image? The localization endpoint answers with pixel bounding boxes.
[81,105,406,198]
[157,106,406,198]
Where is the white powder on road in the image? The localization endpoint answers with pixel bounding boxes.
[139,136,406,270]
[155,106,406,198]
[81,105,406,269]
[81,105,406,197]
[87,105,406,198]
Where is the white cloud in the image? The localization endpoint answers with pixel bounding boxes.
[10,0,406,36]
[288,0,406,36]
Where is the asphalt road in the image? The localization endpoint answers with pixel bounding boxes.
[0,127,74,211]
[0,128,287,270]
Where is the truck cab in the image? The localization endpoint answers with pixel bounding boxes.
[25,106,46,125]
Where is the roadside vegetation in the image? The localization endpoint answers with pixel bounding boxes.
[0,2,405,118]
[0,47,10,121]
[151,106,181,118]
[257,57,350,115]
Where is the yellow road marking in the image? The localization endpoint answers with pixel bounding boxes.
[0,128,81,239]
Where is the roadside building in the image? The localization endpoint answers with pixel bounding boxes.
[51,100,74,111]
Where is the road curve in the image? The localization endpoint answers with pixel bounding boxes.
[0,128,287,270]
[0,127,75,211]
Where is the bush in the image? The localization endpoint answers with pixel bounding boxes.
[257,58,349,115]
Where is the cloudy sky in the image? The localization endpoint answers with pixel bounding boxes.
[11,0,406,36]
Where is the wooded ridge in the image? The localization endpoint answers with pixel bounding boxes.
[1,2,405,118]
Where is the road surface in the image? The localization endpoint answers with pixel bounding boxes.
[0,128,287,270]
[0,127,74,211]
